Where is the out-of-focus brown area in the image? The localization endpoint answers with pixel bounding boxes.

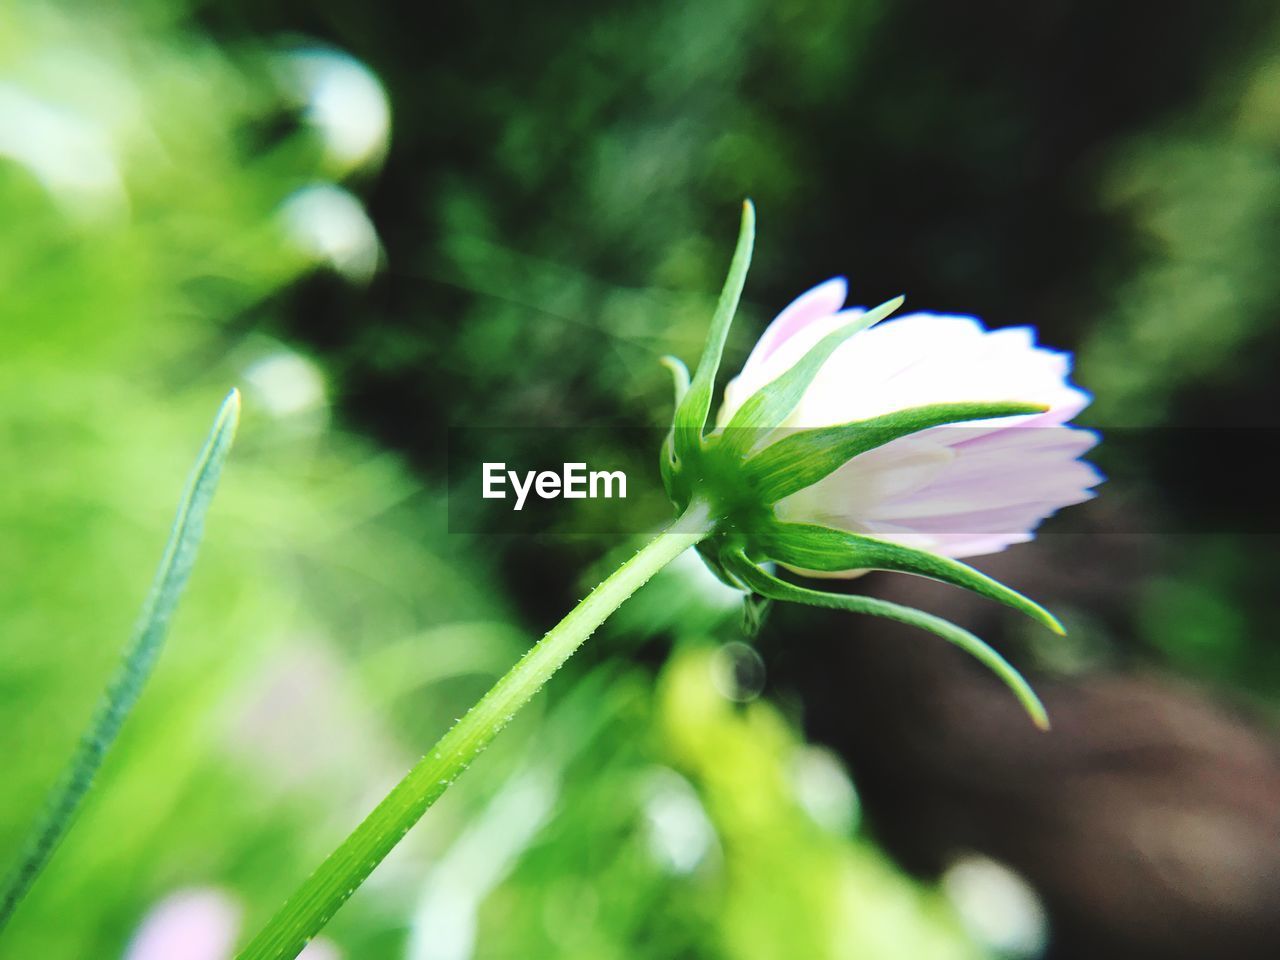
[785,528,1280,959]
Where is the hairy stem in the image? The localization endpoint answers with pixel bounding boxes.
[237,501,713,960]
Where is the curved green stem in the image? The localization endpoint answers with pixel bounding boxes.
[236,501,714,960]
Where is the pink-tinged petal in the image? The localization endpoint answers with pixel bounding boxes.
[745,277,848,370]
[867,443,1103,520]
[718,306,867,426]
[787,312,1087,431]
[950,423,1099,457]
[863,527,1036,560]
[718,282,1097,564]
[124,889,241,960]
[775,435,955,527]
[752,306,1097,560]
[855,488,1095,559]
[124,889,342,960]
[876,495,1096,537]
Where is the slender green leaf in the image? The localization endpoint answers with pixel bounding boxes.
[725,548,1049,729]
[744,401,1047,503]
[0,390,241,932]
[760,521,1063,634]
[717,295,904,458]
[673,200,755,461]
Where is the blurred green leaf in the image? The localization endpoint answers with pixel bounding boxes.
[0,390,239,932]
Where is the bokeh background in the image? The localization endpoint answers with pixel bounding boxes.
[4,1,1280,957]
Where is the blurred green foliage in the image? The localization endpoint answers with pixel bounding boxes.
[0,3,515,954]
[5,0,1280,957]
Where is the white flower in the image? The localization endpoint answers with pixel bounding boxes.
[717,277,1100,562]
[666,204,1088,724]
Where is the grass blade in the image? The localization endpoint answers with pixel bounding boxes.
[0,389,241,931]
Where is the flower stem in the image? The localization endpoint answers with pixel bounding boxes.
[236,501,714,960]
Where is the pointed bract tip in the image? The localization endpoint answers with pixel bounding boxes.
[878,294,907,321]
[1018,690,1051,731]
[659,356,690,406]
[1026,600,1066,636]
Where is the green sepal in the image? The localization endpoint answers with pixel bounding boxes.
[717,295,904,458]
[694,539,743,590]
[672,201,755,462]
[660,354,691,407]
[723,548,1049,730]
[759,521,1064,634]
[659,432,682,508]
[658,355,692,506]
[743,401,1048,504]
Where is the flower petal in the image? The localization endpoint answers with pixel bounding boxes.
[717,278,855,425]
[748,277,848,367]
[124,889,242,960]
[746,308,1098,560]
[124,888,342,960]
[775,435,955,526]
